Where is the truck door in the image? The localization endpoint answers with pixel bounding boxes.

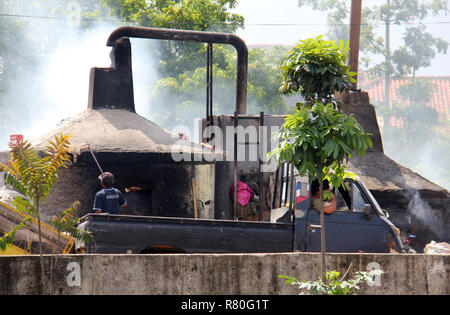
[306,179,390,253]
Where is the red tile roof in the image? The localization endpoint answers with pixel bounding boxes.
[360,76,450,122]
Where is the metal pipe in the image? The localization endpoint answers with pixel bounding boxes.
[258,111,264,220]
[284,164,290,206]
[206,42,211,120]
[279,163,285,208]
[107,26,248,114]
[233,111,238,219]
[207,42,214,124]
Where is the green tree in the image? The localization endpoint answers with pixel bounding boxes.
[101,0,244,76]
[0,1,39,137]
[151,45,291,129]
[392,25,448,79]
[246,46,291,115]
[269,36,372,279]
[0,133,90,294]
[279,36,356,106]
[100,0,290,130]
[0,0,107,145]
[279,263,385,295]
[297,0,449,106]
[96,0,245,130]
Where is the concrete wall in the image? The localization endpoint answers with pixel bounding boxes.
[0,253,448,295]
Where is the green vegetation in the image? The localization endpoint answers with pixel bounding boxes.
[280,36,356,106]
[279,264,385,295]
[297,0,450,190]
[297,0,448,86]
[269,36,372,278]
[0,134,91,293]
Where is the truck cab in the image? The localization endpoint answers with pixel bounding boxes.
[293,176,404,253]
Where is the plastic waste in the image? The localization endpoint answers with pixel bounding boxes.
[424,241,450,254]
[230,181,255,207]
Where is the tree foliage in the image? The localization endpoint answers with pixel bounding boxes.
[269,102,372,188]
[0,134,90,294]
[1,134,72,209]
[151,45,290,128]
[0,133,90,246]
[279,264,385,295]
[102,0,244,76]
[0,217,31,252]
[97,0,290,130]
[270,35,373,279]
[297,0,449,79]
[280,36,356,105]
[298,0,449,191]
[271,35,372,197]
[48,201,92,244]
[392,25,448,79]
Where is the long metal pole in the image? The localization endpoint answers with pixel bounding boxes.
[89,144,104,175]
[385,0,391,108]
[319,176,326,281]
[258,111,264,220]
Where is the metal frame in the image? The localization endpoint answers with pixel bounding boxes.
[232,112,265,220]
[106,26,248,115]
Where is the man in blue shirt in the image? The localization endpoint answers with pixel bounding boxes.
[93,172,127,214]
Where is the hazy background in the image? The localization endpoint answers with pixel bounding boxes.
[234,0,450,76]
[0,0,449,190]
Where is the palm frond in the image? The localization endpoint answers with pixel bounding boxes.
[0,217,32,252]
[41,133,72,202]
[0,161,28,196]
[11,196,38,218]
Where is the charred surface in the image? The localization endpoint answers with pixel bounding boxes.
[41,157,215,221]
[88,38,135,112]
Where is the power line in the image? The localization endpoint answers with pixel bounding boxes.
[240,21,450,26]
[0,12,449,27]
[0,12,122,23]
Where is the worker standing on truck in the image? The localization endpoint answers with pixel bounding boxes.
[93,172,127,214]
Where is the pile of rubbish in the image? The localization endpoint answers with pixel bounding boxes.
[424,241,450,254]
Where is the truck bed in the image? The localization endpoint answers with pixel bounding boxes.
[77,213,293,254]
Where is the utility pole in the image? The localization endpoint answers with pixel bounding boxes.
[349,0,362,90]
[384,0,391,108]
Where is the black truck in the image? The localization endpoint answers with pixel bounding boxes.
[76,176,404,254]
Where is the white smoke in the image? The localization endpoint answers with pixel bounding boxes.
[30,25,114,134]
[407,191,444,239]
[0,5,120,149]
